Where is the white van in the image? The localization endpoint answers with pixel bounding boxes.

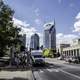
[31,50,45,65]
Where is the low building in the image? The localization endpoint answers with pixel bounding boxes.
[63,45,80,57]
[72,38,80,46]
[62,39,80,57]
[57,44,70,55]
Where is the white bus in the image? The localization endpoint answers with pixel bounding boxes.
[31,50,45,65]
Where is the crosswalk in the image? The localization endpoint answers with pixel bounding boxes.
[46,69,59,72]
[33,68,60,74]
[33,68,60,80]
[33,68,80,80]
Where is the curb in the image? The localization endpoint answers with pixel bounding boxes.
[31,70,36,80]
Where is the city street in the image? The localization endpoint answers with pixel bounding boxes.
[0,58,80,80]
[0,0,80,80]
[32,58,80,80]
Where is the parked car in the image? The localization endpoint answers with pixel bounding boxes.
[65,57,70,62]
[68,57,72,63]
[57,56,64,60]
[68,57,80,63]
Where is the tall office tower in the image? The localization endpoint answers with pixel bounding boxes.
[44,21,56,50]
[30,33,39,50]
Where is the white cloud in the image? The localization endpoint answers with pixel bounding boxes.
[35,19,40,24]
[73,20,80,32]
[76,12,80,19]
[34,19,42,25]
[56,33,78,45]
[34,8,40,16]
[13,18,30,28]
[56,33,63,38]
[13,18,43,46]
[21,27,37,37]
[13,18,37,36]
[73,12,80,32]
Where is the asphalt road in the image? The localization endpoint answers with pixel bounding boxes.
[32,58,80,80]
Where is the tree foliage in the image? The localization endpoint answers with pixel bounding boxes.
[0,0,21,57]
[43,49,55,58]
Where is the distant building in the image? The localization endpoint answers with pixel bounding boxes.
[57,44,70,54]
[44,21,56,50]
[72,38,80,46]
[19,34,26,47]
[63,45,80,57]
[62,38,80,57]
[30,33,39,50]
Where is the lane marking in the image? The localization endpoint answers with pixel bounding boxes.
[46,69,59,72]
[46,69,52,72]
[39,69,44,73]
[60,69,80,79]
[33,71,42,80]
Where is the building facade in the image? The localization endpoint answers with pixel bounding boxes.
[63,45,80,57]
[30,33,39,50]
[44,21,56,50]
[62,39,80,57]
[60,44,70,53]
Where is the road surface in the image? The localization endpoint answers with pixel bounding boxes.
[32,58,80,80]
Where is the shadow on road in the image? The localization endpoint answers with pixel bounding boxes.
[0,77,29,80]
[0,66,31,71]
[32,62,62,71]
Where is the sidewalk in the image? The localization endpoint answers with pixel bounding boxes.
[0,66,34,80]
[45,58,67,64]
[0,70,33,80]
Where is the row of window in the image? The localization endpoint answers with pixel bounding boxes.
[63,49,80,56]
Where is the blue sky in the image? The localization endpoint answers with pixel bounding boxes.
[5,0,80,46]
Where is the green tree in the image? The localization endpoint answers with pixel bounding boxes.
[0,0,21,57]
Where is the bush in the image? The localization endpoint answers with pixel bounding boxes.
[43,49,49,57]
[43,49,55,58]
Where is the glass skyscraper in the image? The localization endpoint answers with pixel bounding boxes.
[44,21,56,50]
[30,33,39,50]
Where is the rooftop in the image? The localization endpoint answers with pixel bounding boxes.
[44,22,55,30]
